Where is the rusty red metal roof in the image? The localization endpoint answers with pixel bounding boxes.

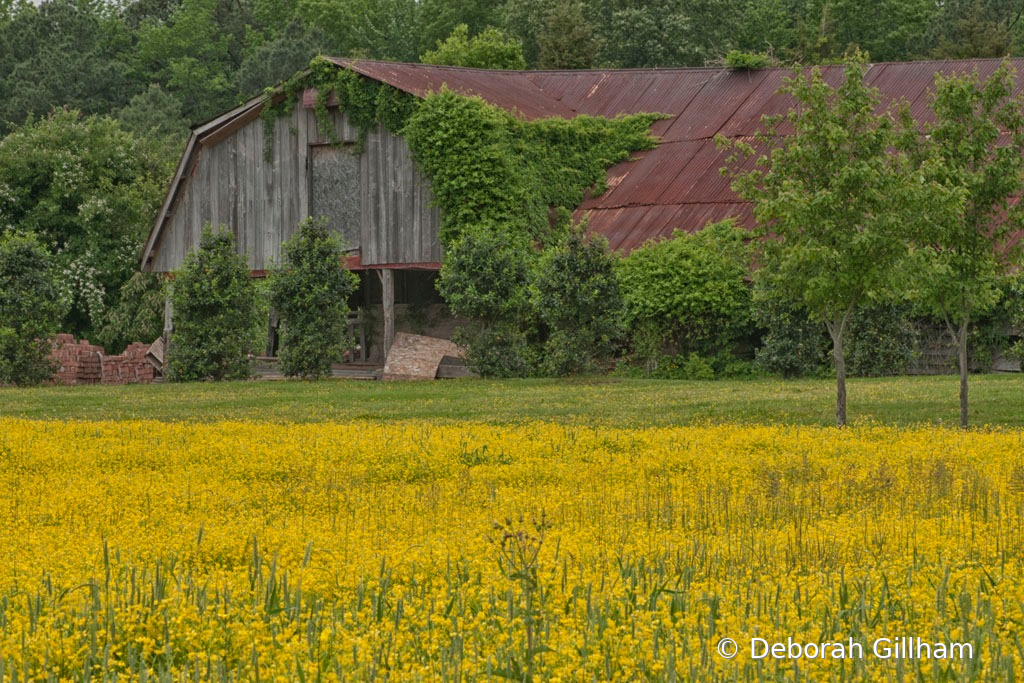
[324,58,1024,255]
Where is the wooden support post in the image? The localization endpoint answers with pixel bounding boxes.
[265,309,279,357]
[163,290,173,343]
[380,268,395,358]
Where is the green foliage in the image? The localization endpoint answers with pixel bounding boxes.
[931,0,1016,59]
[914,63,1024,327]
[296,0,420,62]
[535,228,625,376]
[589,1,691,67]
[724,50,772,69]
[818,0,939,62]
[417,0,500,58]
[1004,272,1024,364]
[133,0,252,123]
[845,301,920,377]
[436,228,536,377]
[403,87,660,246]
[752,286,830,379]
[0,109,167,339]
[456,322,537,378]
[913,60,1024,425]
[0,232,67,386]
[116,84,187,142]
[269,217,358,379]
[116,84,189,171]
[167,227,257,381]
[722,53,960,425]
[500,0,549,67]
[617,221,752,364]
[438,228,533,324]
[96,271,166,354]
[403,91,524,239]
[421,24,526,69]
[0,0,133,134]
[537,0,602,69]
[235,19,329,100]
[754,297,921,379]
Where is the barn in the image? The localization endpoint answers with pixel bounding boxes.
[141,57,1024,364]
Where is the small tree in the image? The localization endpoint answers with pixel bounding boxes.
[915,60,1024,427]
[438,227,538,377]
[535,226,624,376]
[0,232,67,386]
[269,218,358,379]
[721,53,959,426]
[167,226,256,381]
[421,24,526,69]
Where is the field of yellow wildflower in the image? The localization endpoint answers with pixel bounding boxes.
[1,417,1022,681]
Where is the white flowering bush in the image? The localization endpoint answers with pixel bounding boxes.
[0,109,166,342]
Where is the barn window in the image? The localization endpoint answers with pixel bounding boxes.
[309,144,361,250]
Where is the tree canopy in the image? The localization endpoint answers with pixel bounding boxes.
[721,54,962,426]
[913,61,1024,427]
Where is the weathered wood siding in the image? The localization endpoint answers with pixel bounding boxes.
[150,106,441,272]
[362,125,441,264]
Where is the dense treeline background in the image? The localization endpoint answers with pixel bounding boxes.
[5,0,1024,140]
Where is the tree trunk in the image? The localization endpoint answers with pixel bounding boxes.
[833,332,847,428]
[379,268,395,359]
[958,318,970,429]
[826,312,851,428]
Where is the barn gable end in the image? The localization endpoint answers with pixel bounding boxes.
[144,98,440,274]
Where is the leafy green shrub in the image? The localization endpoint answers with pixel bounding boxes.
[439,228,538,377]
[535,229,625,376]
[617,221,753,367]
[845,301,919,376]
[752,286,830,378]
[269,218,358,379]
[968,271,1024,369]
[0,109,167,340]
[1005,273,1024,364]
[680,352,715,380]
[457,322,538,379]
[421,24,527,70]
[167,227,257,381]
[755,292,920,378]
[724,50,773,69]
[96,271,166,354]
[438,229,534,325]
[0,232,68,386]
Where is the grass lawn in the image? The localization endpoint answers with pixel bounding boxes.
[2,373,1021,426]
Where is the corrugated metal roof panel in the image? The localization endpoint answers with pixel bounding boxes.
[582,140,704,209]
[654,140,737,205]
[583,202,751,254]
[328,59,578,119]
[524,71,607,109]
[584,205,680,253]
[662,69,771,141]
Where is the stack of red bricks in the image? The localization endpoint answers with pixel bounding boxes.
[50,335,156,385]
[51,334,104,385]
[101,342,155,384]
